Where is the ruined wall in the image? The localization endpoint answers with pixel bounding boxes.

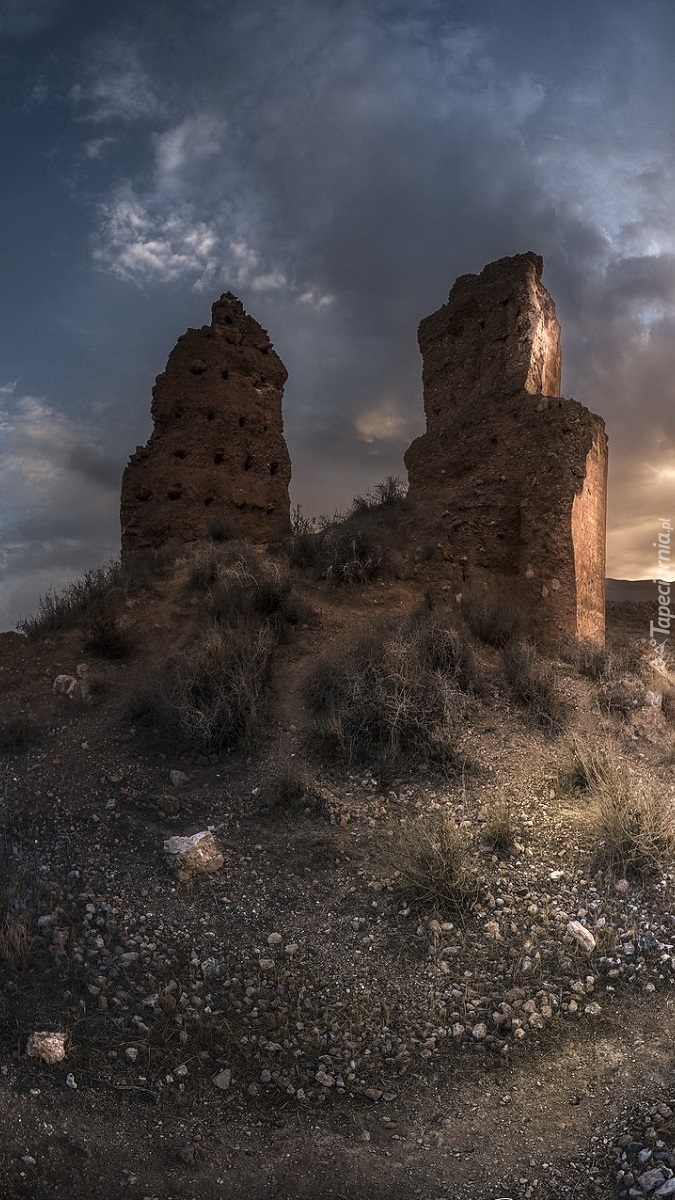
[405,253,608,644]
[120,293,291,560]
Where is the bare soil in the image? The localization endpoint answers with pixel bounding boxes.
[1,563,674,1200]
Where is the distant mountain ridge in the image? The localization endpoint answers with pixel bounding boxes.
[606,578,662,603]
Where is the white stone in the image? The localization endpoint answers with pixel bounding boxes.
[164,831,224,882]
[566,920,596,953]
[26,1031,67,1064]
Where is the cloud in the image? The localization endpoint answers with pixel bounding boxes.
[0,393,122,628]
[70,41,162,123]
[0,0,63,36]
[93,185,220,288]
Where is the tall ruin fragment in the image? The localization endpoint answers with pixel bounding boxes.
[405,252,607,644]
[120,293,291,560]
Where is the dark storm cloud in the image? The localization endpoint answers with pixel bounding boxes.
[0,0,65,37]
[2,0,675,626]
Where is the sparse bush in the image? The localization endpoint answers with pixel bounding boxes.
[599,675,646,715]
[482,796,516,852]
[135,544,307,754]
[136,622,275,754]
[502,639,568,733]
[589,762,675,876]
[0,714,40,754]
[390,816,480,911]
[460,586,524,648]
[320,523,385,586]
[558,737,611,794]
[562,637,611,680]
[17,562,124,639]
[305,613,468,772]
[402,606,484,696]
[83,594,132,659]
[661,686,675,724]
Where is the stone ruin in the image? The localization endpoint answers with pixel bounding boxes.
[120,254,607,645]
[120,293,291,560]
[404,252,608,644]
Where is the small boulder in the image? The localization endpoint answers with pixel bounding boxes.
[566,920,596,954]
[26,1031,67,1063]
[164,831,224,882]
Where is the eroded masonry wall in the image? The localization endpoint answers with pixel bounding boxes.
[120,294,291,559]
[405,252,608,644]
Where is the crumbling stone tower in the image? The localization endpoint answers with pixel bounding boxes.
[405,252,607,644]
[120,293,291,560]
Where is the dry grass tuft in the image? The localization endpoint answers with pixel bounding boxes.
[588,760,675,877]
[482,796,517,852]
[389,816,480,912]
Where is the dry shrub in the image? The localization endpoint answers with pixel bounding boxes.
[482,796,516,852]
[599,675,646,715]
[460,586,524,648]
[205,516,237,543]
[0,914,34,971]
[389,816,480,911]
[17,561,124,638]
[0,714,41,754]
[137,623,274,754]
[661,686,675,725]
[502,639,568,734]
[83,594,132,660]
[285,477,406,584]
[305,608,470,772]
[589,760,675,876]
[558,736,613,794]
[189,541,310,634]
[562,637,611,681]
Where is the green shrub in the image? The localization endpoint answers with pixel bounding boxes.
[502,639,568,733]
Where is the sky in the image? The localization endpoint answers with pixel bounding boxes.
[1,0,675,629]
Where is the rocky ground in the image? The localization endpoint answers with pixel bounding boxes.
[1,559,674,1199]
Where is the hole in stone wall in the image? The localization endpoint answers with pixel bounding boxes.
[501,298,510,307]
[244,455,253,471]
[239,416,246,428]
[214,452,224,464]
[478,319,485,330]
[263,425,268,433]
[175,406,184,419]
[136,488,152,502]
[224,315,233,326]
[167,487,182,501]
[206,409,215,421]
[269,461,279,475]
[204,496,214,507]
[221,368,229,380]
[173,449,187,459]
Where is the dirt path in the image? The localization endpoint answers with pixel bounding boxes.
[2,991,673,1199]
